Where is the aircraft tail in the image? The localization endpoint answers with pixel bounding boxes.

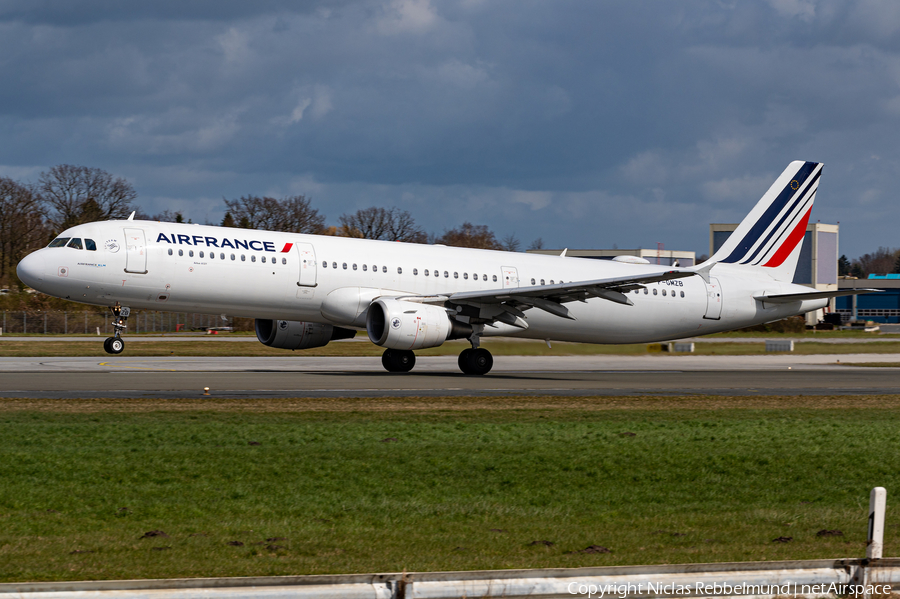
[707,160,822,283]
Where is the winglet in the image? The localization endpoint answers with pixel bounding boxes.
[127,211,135,221]
[560,248,568,257]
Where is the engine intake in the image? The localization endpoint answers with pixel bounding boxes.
[255,319,356,350]
[366,298,472,350]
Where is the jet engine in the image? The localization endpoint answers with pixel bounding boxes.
[255,319,356,350]
[366,298,472,350]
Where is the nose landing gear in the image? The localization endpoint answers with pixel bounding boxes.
[103,303,130,355]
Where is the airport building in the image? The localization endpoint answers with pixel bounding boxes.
[836,275,900,323]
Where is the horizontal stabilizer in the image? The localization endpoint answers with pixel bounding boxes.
[754,289,881,304]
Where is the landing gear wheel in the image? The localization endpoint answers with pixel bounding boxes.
[381,349,416,373]
[458,348,473,374]
[464,348,493,375]
[106,337,125,355]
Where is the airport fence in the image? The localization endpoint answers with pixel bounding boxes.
[0,311,252,335]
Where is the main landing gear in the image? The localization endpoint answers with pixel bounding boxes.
[379,345,494,375]
[103,303,130,355]
[382,349,416,372]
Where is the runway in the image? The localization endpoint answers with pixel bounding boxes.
[0,354,897,398]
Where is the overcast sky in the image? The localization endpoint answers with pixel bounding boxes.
[1,0,898,258]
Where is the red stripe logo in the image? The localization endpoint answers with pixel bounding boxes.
[281,243,293,253]
[763,207,812,268]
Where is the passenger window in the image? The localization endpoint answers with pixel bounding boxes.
[454,272,459,279]
[413,268,418,275]
[322,261,327,268]
[463,273,468,280]
[48,237,70,248]
[179,249,183,257]
[85,239,97,251]
[363,264,367,271]
[261,256,266,263]
[531,278,535,285]
[251,255,256,262]
[550,280,555,285]
[332,262,337,269]
[382,266,387,273]
[343,262,347,269]
[281,257,286,264]
[540,279,545,285]
[397,267,403,274]
[189,250,194,257]
[681,291,685,298]
[434,269,439,277]
[353,263,357,270]
[643,288,648,294]
[199,251,205,258]
[482,274,487,281]
[210,252,215,260]
[231,254,235,260]
[492,275,497,282]
[241,255,246,261]
[662,289,666,296]
[168,249,173,256]
[424,269,429,276]
[67,238,83,250]
[653,288,657,295]
[221,253,226,260]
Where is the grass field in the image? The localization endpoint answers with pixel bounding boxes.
[0,395,897,582]
[1,337,900,357]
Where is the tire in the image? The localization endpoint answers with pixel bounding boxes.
[466,348,493,375]
[381,349,394,371]
[458,348,473,374]
[109,337,125,355]
[103,337,114,354]
[393,350,416,373]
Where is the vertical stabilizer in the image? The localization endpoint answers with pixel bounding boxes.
[708,161,822,282]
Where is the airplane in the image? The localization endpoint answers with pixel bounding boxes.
[16,161,876,375]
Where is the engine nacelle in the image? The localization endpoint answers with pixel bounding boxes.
[366,298,472,350]
[255,319,356,350]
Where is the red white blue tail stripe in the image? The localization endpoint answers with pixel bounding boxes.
[714,161,822,268]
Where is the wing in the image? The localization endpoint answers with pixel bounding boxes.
[399,269,695,329]
[754,289,881,304]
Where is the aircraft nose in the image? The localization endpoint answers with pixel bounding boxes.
[16,251,46,288]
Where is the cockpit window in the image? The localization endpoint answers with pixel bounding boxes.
[48,237,70,248]
[85,239,97,251]
[67,238,83,250]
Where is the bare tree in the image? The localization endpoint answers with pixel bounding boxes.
[338,207,427,242]
[500,233,521,252]
[852,247,899,277]
[528,237,544,251]
[0,177,48,287]
[223,195,325,233]
[38,165,137,232]
[436,222,501,250]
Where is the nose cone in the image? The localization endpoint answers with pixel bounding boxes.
[16,251,46,289]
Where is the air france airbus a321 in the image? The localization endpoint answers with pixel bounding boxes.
[16,161,874,375]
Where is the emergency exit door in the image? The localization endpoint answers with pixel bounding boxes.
[296,242,317,287]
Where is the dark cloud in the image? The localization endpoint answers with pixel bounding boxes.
[0,0,898,257]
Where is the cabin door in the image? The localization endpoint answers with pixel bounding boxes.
[123,228,148,274]
[296,242,317,287]
[703,277,722,320]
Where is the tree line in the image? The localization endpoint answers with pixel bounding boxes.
[4,164,896,289]
[0,164,541,289]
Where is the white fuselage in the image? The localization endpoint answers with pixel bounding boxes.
[17,220,826,344]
